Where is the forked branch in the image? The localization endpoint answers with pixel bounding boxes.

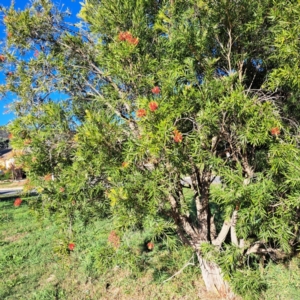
[212,210,239,247]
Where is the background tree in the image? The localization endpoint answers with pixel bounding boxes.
[1,0,300,298]
[0,126,9,149]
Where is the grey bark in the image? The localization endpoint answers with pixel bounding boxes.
[197,253,236,299]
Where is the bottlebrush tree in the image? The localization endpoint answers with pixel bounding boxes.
[1,0,300,298]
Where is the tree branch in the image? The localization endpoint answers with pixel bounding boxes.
[162,255,195,283]
[212,210,238,247]
[168,194,199,242]
[212,219,231,247]
[230,210,239,246]
[245,242,287,260]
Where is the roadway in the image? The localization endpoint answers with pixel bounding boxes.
[0,187,23,197]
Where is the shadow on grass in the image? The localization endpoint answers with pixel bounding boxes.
[0,195,17,202]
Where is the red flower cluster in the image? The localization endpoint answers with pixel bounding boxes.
[137,108,147,117]
[151,86,160,94]
[44,174,52,181]
[149,101,158,112]
[147,242,154,250]
[0,55,5,62]
[34,50,39,57]
[173,129,183,143]
[118,31,130,41]
[271,127,280,136]
[68,243,75,251]
[108,230,120,248]
[14,198,22,207]
[118,31,139,46]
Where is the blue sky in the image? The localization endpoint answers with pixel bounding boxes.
[0,0,82,126]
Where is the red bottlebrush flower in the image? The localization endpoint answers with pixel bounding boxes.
[151,86,160,94]
[122,162,129,168]
[34,50,39,57]
[44,174,52,181]
[108,230,120,248]
[271,127,280,136]
[68,243,75,251]
[0,55,6,62]
[149,101,159,112]
[173,129,183,143]
[127,36,139,46]
[147,242,154,250]
[14,198,22,207]
[118,31,129,41]
[118,31,138,46]
[137,108,147,118]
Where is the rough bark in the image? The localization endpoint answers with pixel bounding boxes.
[197,252,236,299]
[194,210,239,298]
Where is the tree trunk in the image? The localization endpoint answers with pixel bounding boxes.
[196,252,236,299]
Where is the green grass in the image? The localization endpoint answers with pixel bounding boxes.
[262,258,300,300]
[0,197,62,299]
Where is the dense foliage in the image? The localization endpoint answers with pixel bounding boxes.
[1,0,300,297]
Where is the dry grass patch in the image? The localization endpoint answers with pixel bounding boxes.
[4,232,27,242]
